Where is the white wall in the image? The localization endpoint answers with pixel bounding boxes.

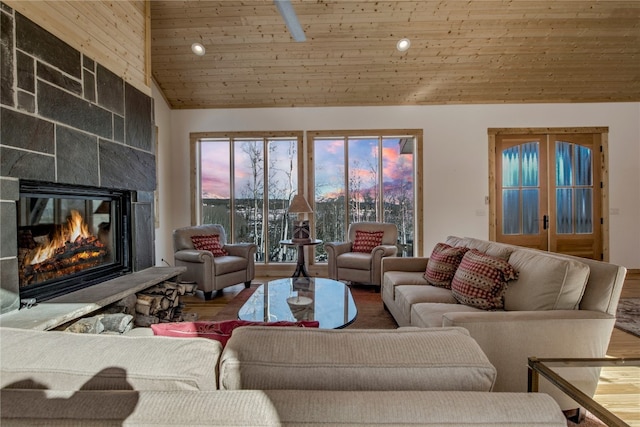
[151,81,174,267]
[154,101,640,269]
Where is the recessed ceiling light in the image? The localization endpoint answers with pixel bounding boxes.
[396,38,411,52]
[191,42,206,56]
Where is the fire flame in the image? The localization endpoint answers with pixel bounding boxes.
[28,210,92,265]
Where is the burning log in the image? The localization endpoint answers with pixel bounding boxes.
[19,210,110,286]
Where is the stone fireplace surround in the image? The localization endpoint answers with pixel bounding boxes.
[1,3,156,315]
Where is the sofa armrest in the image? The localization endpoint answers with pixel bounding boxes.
[372,244,398,258]
[324,242,352,280]
[324,241,352,256]
[224,243,257,259]
[174,249,213,263]
[443,309,614,325]
[382,257,429,275]
[442,310,616,410]
[370,245,399,286]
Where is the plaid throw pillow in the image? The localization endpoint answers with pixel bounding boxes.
[191,234,228,257]
[424,243,469,288]
[451,249,518,310]
[352,230,384,253]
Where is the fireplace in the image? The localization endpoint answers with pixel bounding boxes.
[17,181,132,302]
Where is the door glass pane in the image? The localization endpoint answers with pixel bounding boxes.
[502,142,539,236]
[522,189,539,234]
[576,189,593,233]
[556,188,573,234]
[502,189,520,234]
[234,139,264,257]
[348,138,378,223]
[522,142,539,187]
[201,139,231,230]
[575,145,593,186]
[556,141,573,186]
[502,146,520,187]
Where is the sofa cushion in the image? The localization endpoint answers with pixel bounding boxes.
[352,230,384,253]
[191,234,228,257]
[395,285,458,324]
[150,320,319,347]
[336,251,372,270]
[213,255,248,275]
[460,237,514,260]
[424,243,469,288]
[504,250,590,310]
[384,271,429,296]
[219,327,496,392]
[451,249,518,310]
[0,327,221,391]
[0,389,567,426]
[411,302,486,328]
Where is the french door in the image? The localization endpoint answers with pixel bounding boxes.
[491,130,606,260]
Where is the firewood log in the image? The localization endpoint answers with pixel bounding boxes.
[135,303,151,316]
[135,294,156,314]
[134,314,159,327]
[100,313,133,334]
[176,283,187,295]
[65,316,104,334]
[180,282,198,295]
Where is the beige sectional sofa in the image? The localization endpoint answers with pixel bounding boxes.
[0,325,567,426]
[381,236,627,411]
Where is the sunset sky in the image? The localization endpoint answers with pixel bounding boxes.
[200,138,413,201]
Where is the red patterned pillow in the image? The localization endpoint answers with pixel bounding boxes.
[191,234,228,257]
[424,243,469,288]
[451,249,518,310]
[352,230,384,253]
[150,320,319,347]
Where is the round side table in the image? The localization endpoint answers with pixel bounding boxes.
[279,239,323,278]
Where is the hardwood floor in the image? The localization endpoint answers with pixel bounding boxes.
[607,270,640,358]
[182,273,640,425]
[180,283,249,321]
[596,271,640,426]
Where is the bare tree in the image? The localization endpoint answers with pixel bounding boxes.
[240,141,264,258]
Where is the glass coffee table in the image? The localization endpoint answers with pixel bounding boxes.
[528,357,640,427]
[237,278,357,329]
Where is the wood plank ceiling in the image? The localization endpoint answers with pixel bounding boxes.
[150,1,640,109]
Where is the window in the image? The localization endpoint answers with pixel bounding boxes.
[191,132,304,264]
[309,130,423,262]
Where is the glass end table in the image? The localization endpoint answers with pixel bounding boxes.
[528,357,640,427]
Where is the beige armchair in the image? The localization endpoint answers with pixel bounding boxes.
[324,222,398,291]
[173,224,257,300]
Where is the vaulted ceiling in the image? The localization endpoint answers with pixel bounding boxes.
[150,1,640,109]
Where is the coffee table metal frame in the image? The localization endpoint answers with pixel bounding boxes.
[528,357,640,427]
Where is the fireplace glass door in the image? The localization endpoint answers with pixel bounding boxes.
[17,181,131,302]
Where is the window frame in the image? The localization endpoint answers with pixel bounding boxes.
[190,131,304,263]
[307,129,424,263]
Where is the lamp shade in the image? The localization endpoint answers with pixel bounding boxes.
[288,194,313,213]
